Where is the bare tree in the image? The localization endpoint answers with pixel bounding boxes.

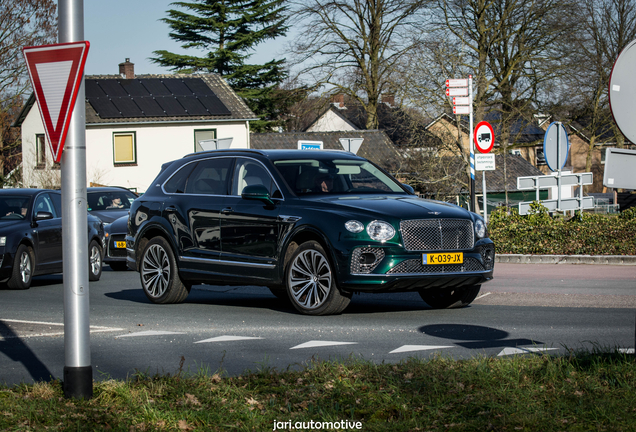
[563,0,636,174]
[287,0,430,130]
[0,0,56,181]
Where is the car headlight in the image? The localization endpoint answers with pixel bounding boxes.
[474,219,486,239]
[345,220,364,233]
[0,237,5,246]
[367,220,395,242]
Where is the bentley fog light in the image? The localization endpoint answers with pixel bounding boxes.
[345,220,364,233]
[474,219,486,239]
[0,236,5,246]
[367,220,395,242]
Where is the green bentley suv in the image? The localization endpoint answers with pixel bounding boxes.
[127,149,494,315]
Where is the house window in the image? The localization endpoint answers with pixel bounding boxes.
[601,148,607,164]
[194,129,217,152]
[536,148,546,166]
[36,134,46,169]
[113,132,136,165]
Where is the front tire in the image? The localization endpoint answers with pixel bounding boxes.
[285,241,350,315]
[140,237,189,304]
[7,244,34,290]
[419,285,481,309]
[88,240,103,281]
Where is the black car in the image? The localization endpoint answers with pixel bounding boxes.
[127,150,494,315]
[87,187,138,223]
[87,187,138,271]
[0,189,104,289]
[102,215,129,271]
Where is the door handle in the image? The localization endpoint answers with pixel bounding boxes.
[165,207,178,213]
[221,207,233,215]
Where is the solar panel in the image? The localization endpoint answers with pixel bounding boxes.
[176,96,209,115]
[183,79,216,96]
[134,97,166,117]
[85,80,106,98]
[120,80,151,97]
[163,79,192,96]
[141,79,172,96]
[87,98,122,118]
[155,96,188,116]
[86,77,232,119]
[199,94,231,116]
[111,97,144,117]
[97,80,129,97]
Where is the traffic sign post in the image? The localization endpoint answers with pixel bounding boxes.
[60,0,92,400]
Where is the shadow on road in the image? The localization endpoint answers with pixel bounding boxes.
[0,321,54,383]
[420,324,542,349]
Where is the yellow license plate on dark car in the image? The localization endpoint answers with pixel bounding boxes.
[423,252,463,265]
[115,241,126,248]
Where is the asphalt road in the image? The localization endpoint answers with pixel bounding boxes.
[1,262,635,385]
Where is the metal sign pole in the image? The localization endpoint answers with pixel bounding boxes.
[469,75,475,212]
[483,170,488,224]
[59,0,92,399]
[557,122,562,212]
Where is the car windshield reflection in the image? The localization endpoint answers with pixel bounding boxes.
[0,196,30,220]
[274,159,406,195]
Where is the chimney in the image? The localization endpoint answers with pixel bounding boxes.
[331,94,345,109]
[119,58,135,79]
[381,94,395,107]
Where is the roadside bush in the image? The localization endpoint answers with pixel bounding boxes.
[488,203,636,255]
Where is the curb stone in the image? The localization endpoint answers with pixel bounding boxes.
[496,254,636,265]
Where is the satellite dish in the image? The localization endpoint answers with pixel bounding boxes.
[609,38,636,143]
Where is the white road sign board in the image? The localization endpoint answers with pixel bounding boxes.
[446,87,468,96]
[475,154,495,171]
[453,105,470,115]
[446,79,468,87]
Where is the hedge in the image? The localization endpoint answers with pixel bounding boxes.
[488,203,636,256]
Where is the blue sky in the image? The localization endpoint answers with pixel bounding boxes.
[83,0,290,76]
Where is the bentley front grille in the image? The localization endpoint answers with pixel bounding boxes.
[387,257,484,275]
[400,219,474,252]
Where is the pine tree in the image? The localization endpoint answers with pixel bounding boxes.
[151,0,289,132]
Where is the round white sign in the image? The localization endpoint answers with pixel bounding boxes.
[474,121,495,153]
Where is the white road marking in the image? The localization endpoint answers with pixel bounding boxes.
[475,292,492,301]
[116,330,186,338]
[389,345,454,354]
[0,318,122,339]
[497,347,558,356]
[195,335,264,344]
[290,340,358,350]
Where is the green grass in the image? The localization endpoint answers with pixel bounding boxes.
[1,349,635,431]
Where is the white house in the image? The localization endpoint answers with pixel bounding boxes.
[15,59,257,192]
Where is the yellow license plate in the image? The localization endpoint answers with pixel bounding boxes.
[115,241,126,248]
[423,252,463,265]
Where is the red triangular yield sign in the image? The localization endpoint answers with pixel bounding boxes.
[23,41,90,163]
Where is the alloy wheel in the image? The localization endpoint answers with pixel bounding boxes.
[288,249,332,309]
[19,251,31,284]
[141,244,170,298]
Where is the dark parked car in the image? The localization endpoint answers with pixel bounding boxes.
[87,187,138,271]
[0,189,104,289]
[87,187,138,223]
[127,150,494,315]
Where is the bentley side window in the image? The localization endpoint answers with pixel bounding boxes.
[184,158,233,195]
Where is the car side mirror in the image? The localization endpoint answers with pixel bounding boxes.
[242,184,274,205]
[402,183,415,194]
[34,211,54,221]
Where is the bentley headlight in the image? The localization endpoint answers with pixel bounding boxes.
[345,220,364,233]
[367,220,395,242]
[474,219,487,239]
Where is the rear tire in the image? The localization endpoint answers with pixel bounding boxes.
[285,241,350,315]
[88,240,103,281]
[7,244,34,290]
[419,285,481,309]
[140,237,189,304]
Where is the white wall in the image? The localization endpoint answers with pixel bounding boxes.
[21,106,250,192]
[307,109,357,132]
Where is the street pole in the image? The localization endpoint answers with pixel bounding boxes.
[483,170,488,224]
[58,0,92,399]
[469,75,475,212]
